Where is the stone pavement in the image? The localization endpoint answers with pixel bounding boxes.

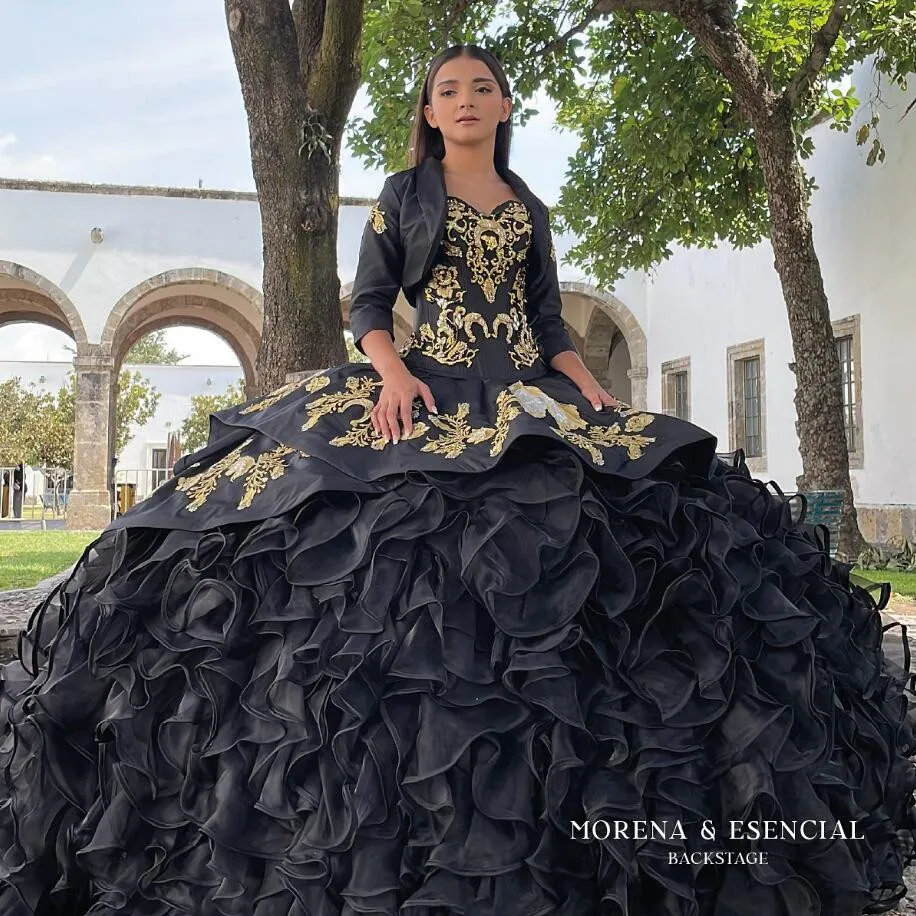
[0,519,66,532]
[0,567,73,661]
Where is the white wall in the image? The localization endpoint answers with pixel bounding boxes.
[643,63,916,506]
[0,188,373,344]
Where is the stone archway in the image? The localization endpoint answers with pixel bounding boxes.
[58,269,266,530]
[0,263,97,526]
[0,260,90,354]
[559,282,648,409]
[102,268,263,388]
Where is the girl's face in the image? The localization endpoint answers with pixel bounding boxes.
[423,54,512,149]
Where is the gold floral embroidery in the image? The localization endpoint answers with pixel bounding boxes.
[420,403,498,458]
[491,388,522,456]
[302,375,384,431]
[333,417,428,450]
[427,263,462,301]
[240,373,330,415]
[490,266,539,369]
[369,203,386,234]
[299,375,431,450]
[231,444,298,509]
[400,265,490,366]
[405,260,540,369]
[412,304,491,367]
[445,198,531,303]
[507,382,657,464]
[175,437,300,511]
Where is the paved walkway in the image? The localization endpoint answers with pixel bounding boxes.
[0,519,66,531]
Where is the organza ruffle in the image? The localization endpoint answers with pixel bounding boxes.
[0,443,914,915]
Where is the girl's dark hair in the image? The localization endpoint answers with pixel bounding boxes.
[407,44,513,176]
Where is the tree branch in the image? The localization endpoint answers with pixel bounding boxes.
[784,0,854,109]
[309,0,363,128]
[593,0,676,12]
[531,0,673,88]
[671,2,776,125]
[291,0,364,134]
[292,0,326,79]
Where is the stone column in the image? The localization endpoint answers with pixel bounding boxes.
[67,347,115,530]
[627,366,649,411]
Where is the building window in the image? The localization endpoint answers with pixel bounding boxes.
[727,339,766,471]
[832,314,863,468]
[740,356,762,457]
[661,357,690,421]
[151,447,167,489]
[836,335,855,448]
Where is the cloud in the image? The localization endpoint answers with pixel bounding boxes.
[0,133,65,180]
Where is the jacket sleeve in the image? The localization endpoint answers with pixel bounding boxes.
[349,176,405,356]
[526,202,578,363]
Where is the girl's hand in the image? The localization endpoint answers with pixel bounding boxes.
[577,378,619,411]
[371,366,438,443]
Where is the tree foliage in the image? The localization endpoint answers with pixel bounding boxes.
[358,0,914,285]
[0,372,160,469]
[179,379,248,453]
[124,330,189,366]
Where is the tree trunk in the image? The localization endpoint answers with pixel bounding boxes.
[225,0,364,394]
[751,100,865,559]
[674,4,867,560]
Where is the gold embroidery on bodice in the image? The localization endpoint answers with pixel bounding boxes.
[399,197,541,371]
[443,197,531,303]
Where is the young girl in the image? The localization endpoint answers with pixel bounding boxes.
[1,43,913,916]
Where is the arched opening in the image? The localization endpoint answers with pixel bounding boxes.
[101,271,258,511]
[0,263,89,524]
[559,282,649,409]
[0,261,89,355]
[102,269,262,392]
[584,308,632,402]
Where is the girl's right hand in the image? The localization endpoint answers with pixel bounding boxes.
[371,366,438,443]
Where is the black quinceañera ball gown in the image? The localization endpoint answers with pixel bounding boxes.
[1,180,915,916]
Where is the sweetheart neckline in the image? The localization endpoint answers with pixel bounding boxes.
[446,194,526,218]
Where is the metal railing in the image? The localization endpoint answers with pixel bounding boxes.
[114,467,173,514]
[0,465,72,526]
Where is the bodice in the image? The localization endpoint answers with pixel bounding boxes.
[398,196,548,380]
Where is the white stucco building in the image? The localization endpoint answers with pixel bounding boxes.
[0,62,912,537]
[0,360,244,509]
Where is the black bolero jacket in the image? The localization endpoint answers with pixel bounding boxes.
[348,155,577,364]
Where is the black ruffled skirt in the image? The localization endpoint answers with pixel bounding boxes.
[1,364,914,915]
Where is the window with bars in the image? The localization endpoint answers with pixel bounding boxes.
[734,355,763,458]
[673,371,689,420]
[836,334,856,452]
[661,357,690,421]
[151,447,168,489]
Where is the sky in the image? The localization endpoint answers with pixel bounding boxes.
[0,2,579,365]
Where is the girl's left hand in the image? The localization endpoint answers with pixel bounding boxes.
[577,379,619,411]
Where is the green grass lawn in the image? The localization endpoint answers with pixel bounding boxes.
[853,568,916,599]
[2,530,915,599]
[0,531,100,590]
